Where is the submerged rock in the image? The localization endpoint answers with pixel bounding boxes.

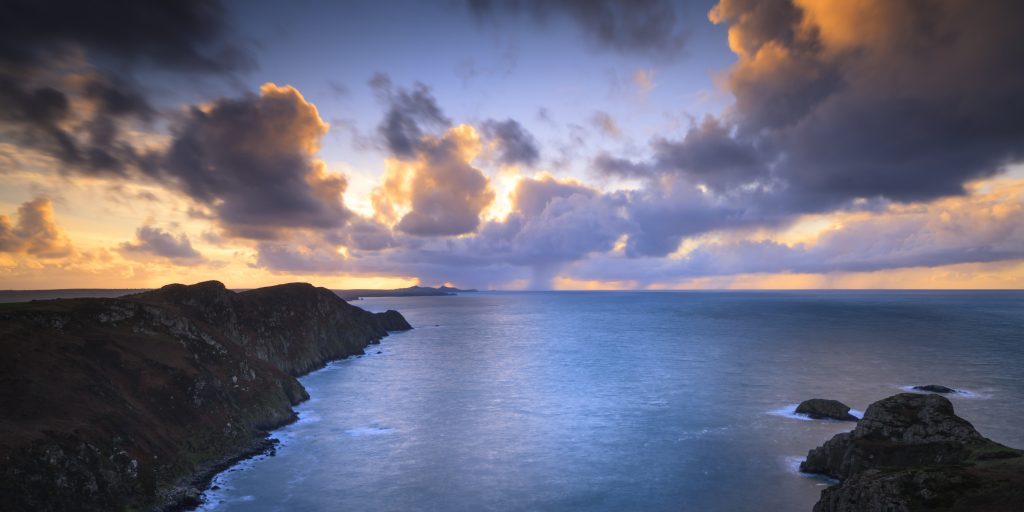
[801,393,1024,511]
[912,384,958,394]
[796,399,858,421]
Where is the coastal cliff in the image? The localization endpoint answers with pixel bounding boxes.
[0,281,411,511]
[802,393,1024,511]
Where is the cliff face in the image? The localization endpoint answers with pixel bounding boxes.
[0,281,411,512]
[802,393,1024,511]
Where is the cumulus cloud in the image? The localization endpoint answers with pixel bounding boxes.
[599,116,770,193]
[371,74,452,158]
[468,0,689,59]
[0,197,74,258]
[0,0,249,175]
[701,0,1024,207]
[584,0,1024,264]
[162,83,351,239]
[119,226,204,265]
[481,118,540,166]
[373,125,495,237]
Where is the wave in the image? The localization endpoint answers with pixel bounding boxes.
[782,456,839,485]
[899,385,991,399]
[346,425,395,437]
[767,404,863,422]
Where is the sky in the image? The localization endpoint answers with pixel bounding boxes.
[1,0,1023,290]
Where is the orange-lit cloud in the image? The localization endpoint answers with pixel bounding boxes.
[162,83,350,240]
[373,124,495,237]
[0,197,74,259]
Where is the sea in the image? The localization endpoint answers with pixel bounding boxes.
[197,291,1024,511]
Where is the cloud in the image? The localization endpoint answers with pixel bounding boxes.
[371,74,452,158]
[481,118,540,166]
[0,0,249,176]
[568,179,1024,284]
[586,0,1024,259]
[650,116,769,192]
[696,0,1024,208]
[119,226,204,265]
[468,0,688,59]
[0,197,74,258]
[620,175,774,257]
[162,83,351,239]
[632,68,655,95]
[589,111,621,139]
[373,125,495,237]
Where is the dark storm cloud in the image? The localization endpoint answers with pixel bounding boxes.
[371,74,451,158]
[481,118,540,166]
[0,0,250,175]
[467,0,688,59]
[0,0,249,73]
[700,0,1024,208]
[161,84,350,239]
[595,117,769,192]
[119,226,204,264]
[586,0,1024,261]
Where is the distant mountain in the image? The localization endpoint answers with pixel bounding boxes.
[335,285,477,301]
[0,281,411,511]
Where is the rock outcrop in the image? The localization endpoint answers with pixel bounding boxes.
[796,399,858,421]
[802,393,1024,511]
[912,384,958,394]
[375,309,414,331]
[0,281,412,512]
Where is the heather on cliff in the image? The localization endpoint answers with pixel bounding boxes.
[0,281,411,512]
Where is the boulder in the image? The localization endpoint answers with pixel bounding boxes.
[912,384,958,394]
[796,399,858,421]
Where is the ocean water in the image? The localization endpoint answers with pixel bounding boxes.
[199,291,1024,511]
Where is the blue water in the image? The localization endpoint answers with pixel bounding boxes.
[199,291,1024,511]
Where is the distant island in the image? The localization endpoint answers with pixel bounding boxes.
[333,285,478,301]
[0,281,411,511]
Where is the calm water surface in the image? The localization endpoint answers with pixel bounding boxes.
[200,291,1024,511]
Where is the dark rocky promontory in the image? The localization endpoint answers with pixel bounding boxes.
[0,281,411,512]
[796,399,858,421]
[802,393,1024,511]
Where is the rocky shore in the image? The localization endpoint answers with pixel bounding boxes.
[801,393,1024,511]
[0,281,411,511]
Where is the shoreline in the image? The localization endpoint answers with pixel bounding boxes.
[181,336,402,511]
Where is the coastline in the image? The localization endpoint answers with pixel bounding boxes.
[182,339,403,511]
[0,282,413,511]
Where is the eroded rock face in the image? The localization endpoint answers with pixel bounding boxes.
[0,281,412,512]
[796,399,858,421]
[802,393,1024,511]
[813,460,1024,512]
